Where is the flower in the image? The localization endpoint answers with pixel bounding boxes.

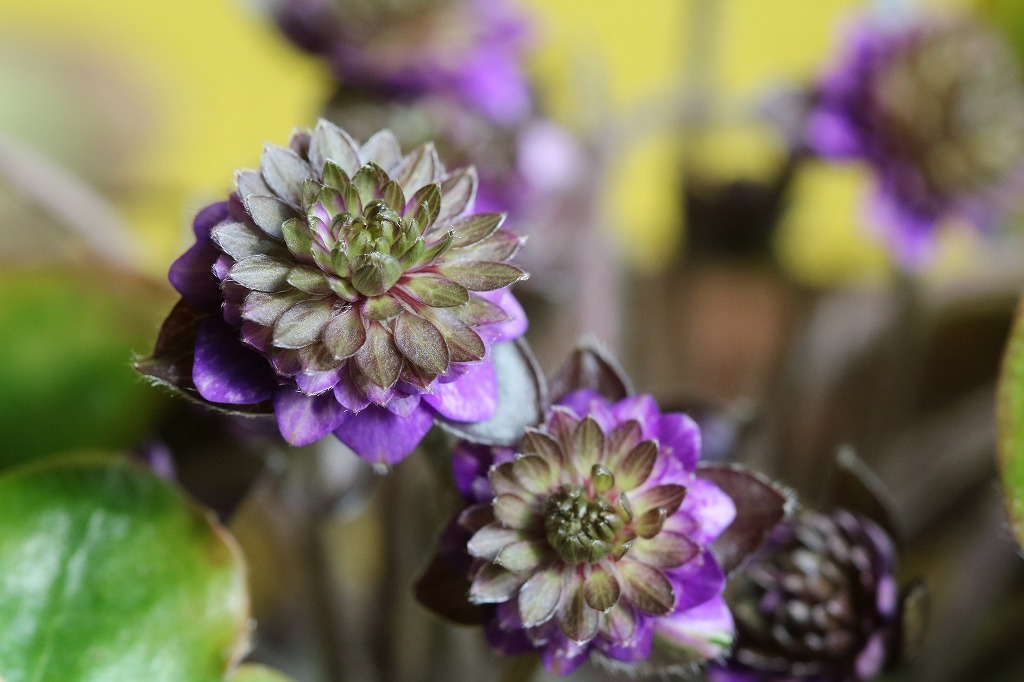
[272,0,532,123]
[433,389,740,675]
[709,509,903,682]
[149,120,528,466]
[806,15,1024,265]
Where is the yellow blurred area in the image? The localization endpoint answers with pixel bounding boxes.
[0,0,328,273]
[0,0,980,281]
[523,0,972,279]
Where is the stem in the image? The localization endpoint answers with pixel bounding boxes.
[299,517,349,681]
[0,132,139,268]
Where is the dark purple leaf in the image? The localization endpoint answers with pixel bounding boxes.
[549,339,633,404]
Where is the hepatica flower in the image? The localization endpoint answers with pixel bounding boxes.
[144,121,528,465]
[273,0,531,123]
[709,509,905,682]
[807,15,1024,265]
[425,389,744,675]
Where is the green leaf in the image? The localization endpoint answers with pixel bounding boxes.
[0,453,249,682]
[1,269,167,470]
[229,665,296,682]
[997,296,1024,550]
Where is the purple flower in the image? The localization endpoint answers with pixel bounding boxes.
[807,15,1024,266]
[429,389,740,675]
[144,120,528,466]
[709,509,903,682]
[273,0,532,124]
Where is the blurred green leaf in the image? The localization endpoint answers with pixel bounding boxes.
[997,296,1024,550]
[0,268,171,469]
[0,453,249,682]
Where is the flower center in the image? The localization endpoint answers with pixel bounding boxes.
[544,484,626,565]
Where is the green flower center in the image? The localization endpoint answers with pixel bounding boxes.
[544,484,626,565]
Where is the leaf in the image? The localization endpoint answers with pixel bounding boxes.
[549,338,633,404]
[698,463,792,576]
[996,295,1024,550]
[0,269,167,470]
[435,339,547,446]
[833,446,902,546]
[0,454,249,682]
[229,665,297,682]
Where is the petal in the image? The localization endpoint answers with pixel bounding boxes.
[518,567,563,628]
[610,394,661,437]
[663,553,726,614]
[469,563,524,604]
[474,288,527,342]
[333,404,433,467]
[333,367,371,413]
[467,523,524,561]
[273,385,347,446]
[559,579,600,643]
[653,596,734,663]
[617,561,676,615]
[423,360,497,422]
[168,241,222,311]
[657,413,701,473]
[193,318,274,404]
[665,478,737,545]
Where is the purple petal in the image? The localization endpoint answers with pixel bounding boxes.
[333,404,434,466]
[653,597,734,663]
[334,370,371,412]
[664,553,726,614]
[805,109,863,158]
[596,616,654,663]
[273,386,348,446]
[169,202,230,311]
[665,478,737,545]
[656,413,701,472]
[538,634,590,676]
[610,394,661,437]
[295,367,345,395]
[452,442,495,500]
[386,394,422,417]
[555,389,617,432]
[423,360,498,422]
[475,288,528,342]
[484,620,535,657]
[193,201,230,239]
[193,318,275,404]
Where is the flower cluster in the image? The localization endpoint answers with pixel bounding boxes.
[807,15,1024,265]
[710,509,904,681]
[425,389,744,675]
[148,121,527,466]
[272,0,531,123]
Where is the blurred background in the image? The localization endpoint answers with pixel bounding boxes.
[3,0,1024,679]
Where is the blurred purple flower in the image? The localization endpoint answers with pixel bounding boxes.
[709,509,902,682]
[427,389,739,675]
[148,120,528,467]
[807,15,1024,266]
[274,0,532,123]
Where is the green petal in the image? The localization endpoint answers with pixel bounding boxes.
[447,231,523,262]
[469,564,522,604]
[323,306,366,360]
[453,295,512,326]
[309,119,361,177]
[301,178,320,211]
[354,321,402,388]
[495,540,547,573]
[401,273,470,308]
[584,568,621,612]
[360,130,402,171]
[350,253,404,297]
[605,602,638,642]
[286,266,332,296]
[630,485,688,518]
[326,276,359,302]
[229,255,292,292]
[392,142,439,195]
[518,567,562,628]
[413,231,455,266]
[405,183,441,232]
[438,167,478,225]
[282,217,315,258]
[236,168,271,199]
[633,507,668,539]
[467,523,523,561]
[272,300,333,349]
[450,212,504,247]
[241,290,306,326]
[629,532,698,569]
[379,179,406,212]
[243,195,292,240]
[618,561,675,615]
[560,580,599,643]
[489,461,530,498]
[616,440,658,491]
[261,144,312,208]
[573,417,606,473]
[605,420,643,469]
[362,295,404,321]
[322,160,350,192]
[211,221,284,261]
[351,163,388,207]
[425,309,486,362]
[512,455,553,495]
[519,430,565,469]
[394,312,450,375]
[493,494,536,529]
[438,261,527,292]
